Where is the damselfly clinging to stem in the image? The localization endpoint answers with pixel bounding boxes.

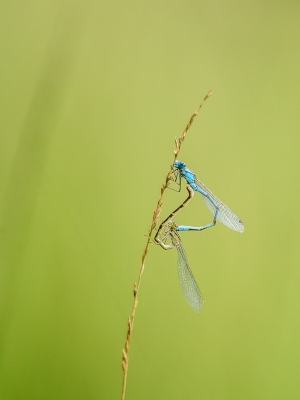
[154,95,243,312]
[170,160,244,233]
[154,160,244,312]
[154,186,204,312]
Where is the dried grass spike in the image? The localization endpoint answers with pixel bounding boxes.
[121,91,212,400]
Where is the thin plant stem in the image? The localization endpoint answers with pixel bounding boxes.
[121,90,212,400]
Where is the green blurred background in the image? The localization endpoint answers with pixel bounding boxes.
[0,1,300,399]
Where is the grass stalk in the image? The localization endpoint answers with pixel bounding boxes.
[121,90,212,400]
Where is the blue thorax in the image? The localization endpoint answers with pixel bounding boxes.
[174,160,196,184]
[181,167,195,184]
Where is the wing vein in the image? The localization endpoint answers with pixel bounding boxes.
[176,241,204,313]
[195,177,244,232]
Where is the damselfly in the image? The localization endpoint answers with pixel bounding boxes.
[154,186,204,312]
[171,160,244,233]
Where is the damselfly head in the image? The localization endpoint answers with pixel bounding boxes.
[174,160,186,170]
[170,222,178,231]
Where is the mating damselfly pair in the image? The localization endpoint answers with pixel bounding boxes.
[154,156,244,313]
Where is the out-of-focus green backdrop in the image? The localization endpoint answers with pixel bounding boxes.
[0,1,300,399]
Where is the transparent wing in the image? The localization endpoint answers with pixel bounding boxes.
[176,241,204,313]
[195,177,244,233]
